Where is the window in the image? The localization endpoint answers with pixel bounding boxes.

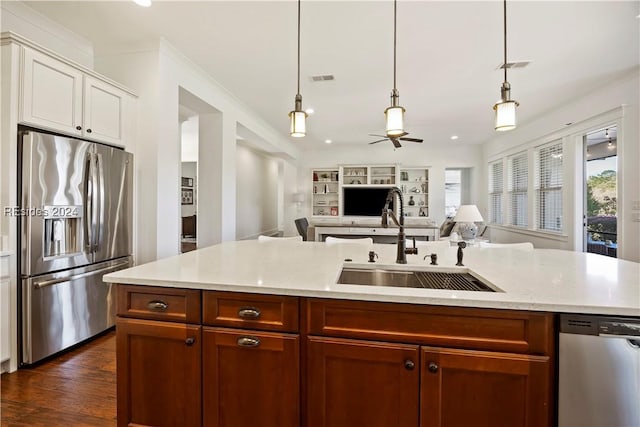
[488,161,503,224]
[535,141,563,232]
[508,152,528,227]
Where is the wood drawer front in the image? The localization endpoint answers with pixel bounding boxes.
[306,299,554,355]
[116,285,201,324]
[203,292,299,332]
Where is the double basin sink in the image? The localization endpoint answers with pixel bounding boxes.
[338,267,500,292]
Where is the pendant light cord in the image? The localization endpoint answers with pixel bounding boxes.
[393,0,397,91]
[297,0,301,96]
[503,0,507,83]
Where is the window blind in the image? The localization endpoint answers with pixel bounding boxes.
[488,161,503,224]
[508,152,528,227]
[535,141,563,232]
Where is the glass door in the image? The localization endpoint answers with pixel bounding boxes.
[584,126,618,258]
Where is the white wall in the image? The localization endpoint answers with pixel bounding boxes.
[297,143,484,228]
[95,39,299,261]
[235,144,279,239]
[482,67,639,262]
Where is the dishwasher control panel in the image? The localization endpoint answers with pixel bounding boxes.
[560,314,640,337]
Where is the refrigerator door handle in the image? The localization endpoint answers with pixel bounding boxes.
[91,152,100,252]
[84,152,94,252]
[32,260,131,289]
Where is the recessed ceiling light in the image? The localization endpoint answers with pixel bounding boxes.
[324,139,332,144]
[133,0,151,7]
[450,135,459,140]
[305,108,314,115]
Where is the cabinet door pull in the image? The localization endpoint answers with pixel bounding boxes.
[404,360,415,371]
[238,307,261,319]
[86,128,92,133]
[185,337,195,346]
[147,300,169,311]
[75,125,82,131]
[428,362,439,373]
[237,336,261,348]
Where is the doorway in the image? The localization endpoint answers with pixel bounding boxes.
[584,126,617,258]
[179,107,198,253]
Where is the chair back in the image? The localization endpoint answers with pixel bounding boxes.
[294,218,309,241]
[478,242,534,250]
[325,237,373,245]
[258,235,303,242]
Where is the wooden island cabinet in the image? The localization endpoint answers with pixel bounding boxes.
[115,285,555,427]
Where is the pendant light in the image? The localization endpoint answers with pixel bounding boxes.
[493,0,519,131]
[289,0,307,138]
[385,0,405,137]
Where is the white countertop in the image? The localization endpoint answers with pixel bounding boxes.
[104,240,640,316]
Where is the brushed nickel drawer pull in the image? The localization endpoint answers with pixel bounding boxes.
[237,336,261,347]
[238,307,261,319]
[147,300,169,311]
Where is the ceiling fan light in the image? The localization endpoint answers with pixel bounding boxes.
[385,105,405,137]
[289,110,307,137]
[494,100,517,131]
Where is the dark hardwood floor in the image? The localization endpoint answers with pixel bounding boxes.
[1,331,117,426]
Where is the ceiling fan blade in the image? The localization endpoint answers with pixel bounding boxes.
[368,134,387,138]
[390,138,402,148]
[369,139,388,145]
[399,137,423,143]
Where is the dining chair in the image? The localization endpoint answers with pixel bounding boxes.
[258,235,303,242]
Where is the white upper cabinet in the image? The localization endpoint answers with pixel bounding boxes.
[21,47,83,137]
[83,76,125,145]
[20,46,131,146]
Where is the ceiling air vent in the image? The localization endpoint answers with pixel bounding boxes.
[497,61,531,70]
[311,74,335,82]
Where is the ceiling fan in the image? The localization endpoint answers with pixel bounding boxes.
[368,133,423,148]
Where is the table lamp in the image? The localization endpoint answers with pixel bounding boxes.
[453,205,484,240]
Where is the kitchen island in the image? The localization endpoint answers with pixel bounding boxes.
[105,240,640,427]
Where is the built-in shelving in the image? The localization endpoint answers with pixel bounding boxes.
[399,167,429,217]
[312,169,339,216]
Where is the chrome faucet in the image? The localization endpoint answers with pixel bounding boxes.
[381,187,418,264]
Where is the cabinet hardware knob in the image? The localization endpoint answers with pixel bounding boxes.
[237,336,261,347]
[86,128,92,133]
[428,362,439,373]
[404,360,415,370]
[147,300,168,311]
[76,126,82,131]
[185,337,195,346]
[238,307,261,319]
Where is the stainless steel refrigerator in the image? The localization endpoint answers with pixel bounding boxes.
[18,129,133,365]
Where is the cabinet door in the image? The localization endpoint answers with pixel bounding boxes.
[202,328,299,427]
[420,347,552,427]
[116,318,201,427]
[83,76,126,145]
[21,47,83,136]
[307,336,420,427]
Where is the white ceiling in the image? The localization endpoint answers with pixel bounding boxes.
[22,1,640,150]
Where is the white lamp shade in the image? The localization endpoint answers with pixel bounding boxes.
[385,106,405,136]
[453,205,484,223]
[494,100,517,131]
[289,111,307,137]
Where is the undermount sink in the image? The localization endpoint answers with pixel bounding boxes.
[337,267,498,292]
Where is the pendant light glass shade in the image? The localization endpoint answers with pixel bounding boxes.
[385,105,405,136]
[289,110,307,137]
[494,100,517,131]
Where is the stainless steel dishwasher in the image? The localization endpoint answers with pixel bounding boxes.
[559,314,640,427]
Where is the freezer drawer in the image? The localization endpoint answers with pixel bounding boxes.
[21,257,131,365]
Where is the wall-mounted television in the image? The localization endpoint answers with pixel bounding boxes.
[343,187,394,217]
